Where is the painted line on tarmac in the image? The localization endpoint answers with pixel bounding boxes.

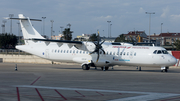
[13,85,180,101]
[96,91,104,96]
[75,90,85,97]
[30,76,41,85]
[54,89,67,100]
[16,87,20,101]
[35,88,44,101]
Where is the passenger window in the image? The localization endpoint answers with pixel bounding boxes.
[120,52,122,55]
[70,50,72,53]
[73,50,75,53]
[76,50,78,53]
[110,52,112,55]
[86,52,88,54]
[117,52,119,55]
[134,52,136,56]
[58,50,59,53]
[153,50,157,54]
[64,50,66,53]
[83,51,85,54]
[123,52,126,55]
[67,50,68,53]
[127,52,129,56]
[80,51,82,54]
[157,50,162,54]
[113,52,115,55]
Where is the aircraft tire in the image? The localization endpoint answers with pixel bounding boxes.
[82,64,90,70]
[101,67,109,71]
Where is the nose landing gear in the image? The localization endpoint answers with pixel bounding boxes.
[161,67,169,72]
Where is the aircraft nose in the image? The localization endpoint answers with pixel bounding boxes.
[169,56,177,66]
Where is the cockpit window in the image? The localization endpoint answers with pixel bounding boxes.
[153,50,157,54]
[157,50,162,54]
[162,50,168,54]
[153,50,168,54]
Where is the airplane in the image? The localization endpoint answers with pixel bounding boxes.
[5,14,177,72]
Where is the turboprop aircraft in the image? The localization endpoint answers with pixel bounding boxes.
[5,14,177,72]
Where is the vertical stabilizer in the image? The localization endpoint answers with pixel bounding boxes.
[18,14,44,44]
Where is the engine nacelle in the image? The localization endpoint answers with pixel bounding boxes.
[92,59,111,67]
[74,42,95,52]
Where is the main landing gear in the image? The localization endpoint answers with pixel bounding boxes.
[82,64,90,70]
[101,66,109,71]
[161,67,169,72]
[136,66,141,71]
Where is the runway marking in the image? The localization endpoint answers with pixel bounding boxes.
[96,91,104,96]
[31,76,41,85]
[13,85,180,101]
[35,88,44,101]
[75,90,85,97]
[54,89,67,100]
[16,87,20,101]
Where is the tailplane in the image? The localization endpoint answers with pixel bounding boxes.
[5,14,45,45]
[18,14,45,43]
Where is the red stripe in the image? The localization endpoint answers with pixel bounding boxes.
[54,89,67,100]
[16,87,20,101]
[35,88,44,101]
[31,76,41,85]
[75,90,85,97]
[96,91,104,96]
[177,59,180,67]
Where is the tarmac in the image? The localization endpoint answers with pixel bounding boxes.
[0,63,180,101]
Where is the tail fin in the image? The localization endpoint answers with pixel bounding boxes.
[18,14,44,44]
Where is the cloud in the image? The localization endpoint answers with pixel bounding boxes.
[170,14,180,21]
[161,6,169,18]
[139,7,145,13]
[93,15,112,21]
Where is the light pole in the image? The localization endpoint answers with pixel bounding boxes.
[161,23,163,46]
[17,22,20,45]
[107,21,111,37]
[60,26,63,34]
[17,22,20,55]
[9,14,14,34]
[2,20,7,33]
[145,12,155,42]
[51,20,54,39]
[42,17,46,36]
[67,23,71,29]
[110,24,112,37]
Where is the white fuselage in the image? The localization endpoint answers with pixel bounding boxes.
[16,41,177,68]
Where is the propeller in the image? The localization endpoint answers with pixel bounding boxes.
[89,31,105,62]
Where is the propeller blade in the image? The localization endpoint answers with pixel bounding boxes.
[100,48,106,54]
[96,50,100,62]
[100,40,105,45]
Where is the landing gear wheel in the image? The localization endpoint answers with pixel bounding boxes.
[101,67,109,71]
[82,64,90,70]
[161,69,168,72]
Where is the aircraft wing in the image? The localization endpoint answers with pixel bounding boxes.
[26,38,85,49]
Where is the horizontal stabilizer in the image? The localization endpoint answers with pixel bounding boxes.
[4,17,42,21]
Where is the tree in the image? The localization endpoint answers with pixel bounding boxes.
[173,40,180,50]
[115,34,126,42]
[89,33,98,41]
[0,33,17,49]
[62,28,73,40]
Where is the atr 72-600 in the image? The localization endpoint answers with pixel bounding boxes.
[5,14,177,72]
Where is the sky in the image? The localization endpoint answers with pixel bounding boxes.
[1,0,180,39]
